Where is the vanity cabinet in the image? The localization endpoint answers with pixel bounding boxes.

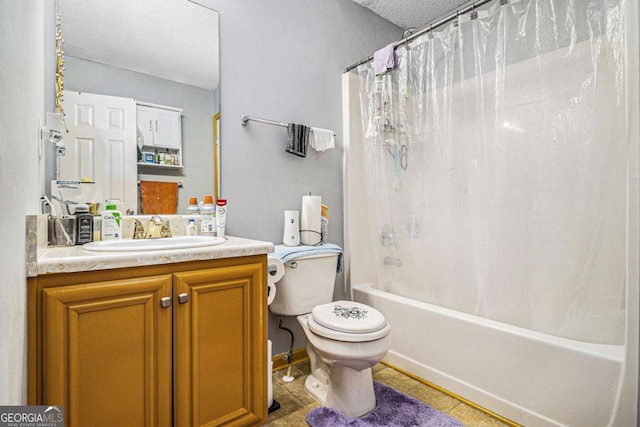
[28,256,267,427]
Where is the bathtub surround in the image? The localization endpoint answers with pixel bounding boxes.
[353,283,624,427]
[344,0,639,425]
[306,381,463,427]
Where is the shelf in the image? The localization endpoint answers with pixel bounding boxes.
[141,145,179,151]
[137,162,184,169]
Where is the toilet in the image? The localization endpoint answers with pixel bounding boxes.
[269,246,391,418]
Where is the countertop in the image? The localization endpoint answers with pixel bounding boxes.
[35,235,274,275]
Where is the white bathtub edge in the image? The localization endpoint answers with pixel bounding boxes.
[353,282,625,427]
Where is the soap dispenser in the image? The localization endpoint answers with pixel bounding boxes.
[100,201,122,240]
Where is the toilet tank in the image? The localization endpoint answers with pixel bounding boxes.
[269,253,339,316]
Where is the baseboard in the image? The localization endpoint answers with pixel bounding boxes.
[272,347,309,371]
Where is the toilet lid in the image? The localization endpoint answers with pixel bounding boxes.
[311,301,387,334]
[307,316,391,342]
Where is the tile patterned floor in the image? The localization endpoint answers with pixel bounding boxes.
[262,361,513,426]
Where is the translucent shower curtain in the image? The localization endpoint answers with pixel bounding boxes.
[357,0,627,344]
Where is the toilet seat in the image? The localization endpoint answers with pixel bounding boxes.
[309,301,390,342]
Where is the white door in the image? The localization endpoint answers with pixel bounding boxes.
[61,91,137,214]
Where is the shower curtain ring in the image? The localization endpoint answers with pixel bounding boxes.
[400,144,408,170]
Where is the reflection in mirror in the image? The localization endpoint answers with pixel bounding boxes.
[54,0,219,215]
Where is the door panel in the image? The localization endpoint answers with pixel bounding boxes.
[62,91,137,213]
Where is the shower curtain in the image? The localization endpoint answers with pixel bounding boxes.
[357,0,627,344]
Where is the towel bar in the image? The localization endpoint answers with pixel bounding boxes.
[241,115,288,128]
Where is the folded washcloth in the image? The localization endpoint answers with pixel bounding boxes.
[310,127,335,152]
[286,123,310,157]
[373,43,397,75]
[273,243,344,273]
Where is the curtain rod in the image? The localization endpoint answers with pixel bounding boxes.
[344,0,500,73]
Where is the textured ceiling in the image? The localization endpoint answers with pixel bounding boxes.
[352,0,471,30]
[57,0,219,90]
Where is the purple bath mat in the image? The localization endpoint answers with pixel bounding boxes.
[306,381,464,427]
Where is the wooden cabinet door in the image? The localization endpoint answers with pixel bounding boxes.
[42,275,173,427]
[173,262,267,427]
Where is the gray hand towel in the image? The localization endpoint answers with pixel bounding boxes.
[286,123,310,157]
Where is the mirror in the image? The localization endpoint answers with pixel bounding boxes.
[54,0,219,215]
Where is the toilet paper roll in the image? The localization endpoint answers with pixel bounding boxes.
[301,195,322,245]
[267,257,284,284]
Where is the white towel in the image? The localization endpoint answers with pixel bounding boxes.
[310,127,335,152]
[373,43,397,75]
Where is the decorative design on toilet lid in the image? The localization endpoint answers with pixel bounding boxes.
[312,300,386,334]
[332,304,368,320]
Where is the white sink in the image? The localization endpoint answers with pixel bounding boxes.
[82,236,226,252]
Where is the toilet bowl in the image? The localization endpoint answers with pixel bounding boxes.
[298,301,391,418]
[268,244,391,418]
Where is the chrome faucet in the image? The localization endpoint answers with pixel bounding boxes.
[145,216,173,238]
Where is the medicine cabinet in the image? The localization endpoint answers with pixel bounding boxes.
[137,102,183,168]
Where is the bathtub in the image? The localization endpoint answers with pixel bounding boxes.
[352,282,626,427]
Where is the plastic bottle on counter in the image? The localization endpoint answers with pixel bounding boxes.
[100,202,122,240]
[186,197,199,215]
[200,195,216,236]
[186,218,198,236]
[216,199,227,238]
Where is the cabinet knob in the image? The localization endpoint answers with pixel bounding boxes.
[160,296,172,308]
[178,293,190,304]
